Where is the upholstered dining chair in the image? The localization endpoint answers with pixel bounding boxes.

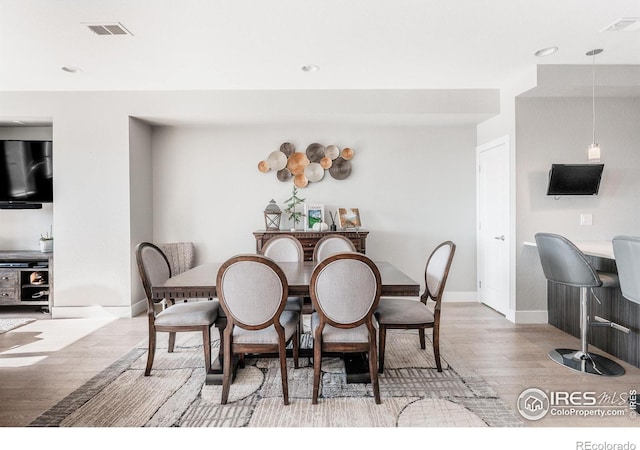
[309,252,382,404]
[135,242,219,376]
[260,235,306,315]
[157,242,195,276]
[375,241,456,374]
[312,234,357,262]
[157,242,197,305]
[216,254,300,405]
[535,233,624,376]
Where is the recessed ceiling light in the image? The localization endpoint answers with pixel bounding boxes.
[534,47,559,57]
[61,66,82,73]
[301,64,319,73]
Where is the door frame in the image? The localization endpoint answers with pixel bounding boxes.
[476,135,516,322]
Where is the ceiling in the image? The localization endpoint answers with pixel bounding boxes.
[1,0,639,93]
[1,1,639,127]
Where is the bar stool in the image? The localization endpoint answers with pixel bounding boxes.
[612,236,640,305]
[535,233,625,376]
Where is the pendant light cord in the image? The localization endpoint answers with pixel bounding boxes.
[592,51,596,145]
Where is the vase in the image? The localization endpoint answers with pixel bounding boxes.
[39,240,53,253]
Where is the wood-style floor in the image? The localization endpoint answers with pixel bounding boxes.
[1,302,639,429]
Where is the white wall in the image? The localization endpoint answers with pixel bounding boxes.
[51,109,134,317]
[0,127,53,250]
[129,118,154,314]
[152,123,478,296]
[0,89,495,317]
[515,96,640,312]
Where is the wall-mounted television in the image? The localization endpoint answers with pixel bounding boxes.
[0,140,53,207]
[546,163,604,196]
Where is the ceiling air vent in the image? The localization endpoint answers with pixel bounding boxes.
[601,18,640,32]
[84,22,133,36]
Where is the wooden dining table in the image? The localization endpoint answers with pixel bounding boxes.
[152,260,420,385]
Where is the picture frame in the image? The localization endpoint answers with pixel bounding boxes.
[338,208,361,229]
[304,203,325,231]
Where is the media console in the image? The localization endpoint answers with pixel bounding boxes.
[0,250,52,311]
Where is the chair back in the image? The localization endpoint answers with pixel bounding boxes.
[310,252,381,327]
[261,235,304,262]
[534,233,601,287]
[612,235,640,304]
[423,241,456,304]
[313,235,357,262]
[136,242,171,312]
[216,254,288,329]
[158,242,195,275]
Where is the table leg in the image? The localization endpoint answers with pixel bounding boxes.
[205,321,239,385]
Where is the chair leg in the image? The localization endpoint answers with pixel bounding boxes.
[221,327,233,405]
[378,325,387,374]
[145,329,157,376]
[279,338,290,405]
[369,338,381,404]
[433,325,442,372]
[293,320,300,369]
[312,336,322,404]
[419,329,426,350]
[168,332,176,353]
[202,326,212,374]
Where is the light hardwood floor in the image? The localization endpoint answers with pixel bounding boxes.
[1,302,639,429]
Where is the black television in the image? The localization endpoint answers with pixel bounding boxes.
[0,140,53,207]
[546,163,604,196]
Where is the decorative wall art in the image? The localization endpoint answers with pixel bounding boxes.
[258,142,355,188]
[304,203,325,231]
[338,208,361,230]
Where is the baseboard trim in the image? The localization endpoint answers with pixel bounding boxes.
[513,309,548,324]
[51,301,145,319]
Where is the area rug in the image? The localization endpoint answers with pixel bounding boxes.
[0,318,35,335]
[29,329,523,427]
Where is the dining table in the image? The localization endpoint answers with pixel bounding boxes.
[152,260,420,385]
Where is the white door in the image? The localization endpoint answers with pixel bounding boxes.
[477,136,512,317]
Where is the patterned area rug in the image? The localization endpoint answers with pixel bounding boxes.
[0,318,35,334]
[30,329,523,427]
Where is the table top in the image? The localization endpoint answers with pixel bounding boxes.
[152,260,420,299]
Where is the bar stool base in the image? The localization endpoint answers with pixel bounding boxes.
[549,348,625,377]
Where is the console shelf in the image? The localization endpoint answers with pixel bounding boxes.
[0,251,52,310]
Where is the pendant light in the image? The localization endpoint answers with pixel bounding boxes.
[586,48,603,162]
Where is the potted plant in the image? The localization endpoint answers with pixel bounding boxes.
[39,232,53,253]
[284,186,306,231]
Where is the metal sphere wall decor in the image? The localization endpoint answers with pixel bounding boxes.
[257,142,354,188]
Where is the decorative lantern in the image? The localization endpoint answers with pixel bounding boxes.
[263,199,282,231]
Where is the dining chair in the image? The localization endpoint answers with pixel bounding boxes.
[375,241,456,373]
[612,235,640,305]
[309,252,382,404]
[312,234,356,262]
[216,254,300,405]
[157,242,197,305]
[260,235,307,336]
[135,242,219,376]
[157,242,195,276]
[535,233,624,376]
